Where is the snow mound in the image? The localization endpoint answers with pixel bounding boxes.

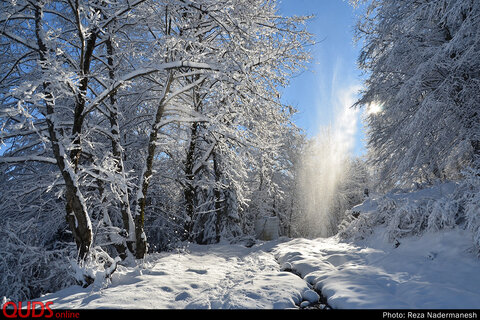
[274,228,480,309]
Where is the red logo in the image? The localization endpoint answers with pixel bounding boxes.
[2,301,53,318]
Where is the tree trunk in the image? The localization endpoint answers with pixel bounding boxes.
[134,72,174,259]
[183,121,198,241]
[106,35,136,255]
[35,4,92,261]
[212,149,224,242]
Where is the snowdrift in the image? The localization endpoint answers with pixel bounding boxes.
[274,228,480,308]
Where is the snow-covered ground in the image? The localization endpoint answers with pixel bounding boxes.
[35,226,480,309]
[35,241,312,309]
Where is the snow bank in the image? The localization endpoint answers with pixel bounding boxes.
[274,228,480,309]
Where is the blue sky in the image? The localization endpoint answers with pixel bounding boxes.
[277,0,367,156]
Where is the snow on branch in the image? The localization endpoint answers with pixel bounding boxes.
[0,30,39,51]
[84,62,218,117]
[0,156,57,164]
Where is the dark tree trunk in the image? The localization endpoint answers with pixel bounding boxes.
[183,121,198,241]
[212,149,224,242]
[134,72,174,259]
[35,4,92,261]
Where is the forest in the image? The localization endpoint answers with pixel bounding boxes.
[0,0,479,305]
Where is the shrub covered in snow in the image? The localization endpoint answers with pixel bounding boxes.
[456,168,480,248]
[0,217,124,300]
[339,169,480,250]
[0,220,76,301]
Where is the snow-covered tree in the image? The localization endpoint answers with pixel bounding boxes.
[355,0,480,190]
[0,0,312,298]
[159,0,313,243]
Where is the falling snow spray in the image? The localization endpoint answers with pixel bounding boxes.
[296,85,361,238]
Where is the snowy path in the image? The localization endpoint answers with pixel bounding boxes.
[39,241,313,309]
[37,227,480,309]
